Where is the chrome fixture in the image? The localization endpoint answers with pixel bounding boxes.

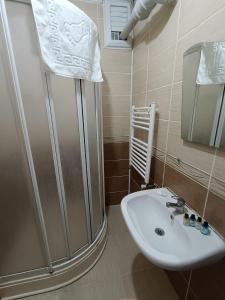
[166,196,186,214]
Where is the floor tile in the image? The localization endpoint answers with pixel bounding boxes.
[22,206,179,300]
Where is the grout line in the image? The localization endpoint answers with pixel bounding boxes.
[103,136,129,140]
[178,4,225,43]
[105,158,129,164]
[102,94,132,97]
[166,153,211,177]
[103,71,131,75]
[155,117,170,122]
[132,65,147,74]
[103,95,131,99]
[103,115,130,118]
[105,174,128,179]
[145,31,150,107]
[131,91,147,96]
[202,149,217,218]
[184,270,192,300]
[155,158,223,201]
[105,158,129,162]
[103,140,129,143]
[167,119,181,123]
[128,24,134,195]
[162,0,182,187]
[144,42,176,63]
[96,0,99,19]
[131,177,142,191]
[129,41,133,132]
[146,83,173,94]
[106,190,128,194]
[159,152,212,190]
[165,161,210,190]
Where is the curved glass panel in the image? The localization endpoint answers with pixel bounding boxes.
[6,1,67,261]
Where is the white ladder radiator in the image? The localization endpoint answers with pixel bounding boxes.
[128,104,156,193]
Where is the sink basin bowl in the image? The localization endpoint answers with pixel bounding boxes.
[121,188,225,271]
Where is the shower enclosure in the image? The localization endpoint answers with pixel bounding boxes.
[0,0,106,298]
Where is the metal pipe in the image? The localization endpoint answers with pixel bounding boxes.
[120,0,174,40]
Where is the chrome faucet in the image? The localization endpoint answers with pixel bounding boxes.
[166,196,185,214]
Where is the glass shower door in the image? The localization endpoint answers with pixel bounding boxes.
[81,81,105,237]
[0,20,47,276]
[49,75,91,254]
[0,0,105,282]
[5,1,68,262]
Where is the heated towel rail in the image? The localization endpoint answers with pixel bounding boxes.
[128,104,156,193]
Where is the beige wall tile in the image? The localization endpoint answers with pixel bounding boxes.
[153,147,166,161]
[179,0,225,38]
[69,0,97,19]
[102,96,130,116]
[167,121,215,174]
[174,6,225,82]
[132,67,147,95]
[97,3,103,18]
[147,85,172,120]
[133,36,148,72]
[102,73,131,96]
[153,119,169,152]
[97,18,104,48]
[132,93,146,107]
[96,18,131,140]
[147,1,179,57]
[170,82,182,122]
[101,49,131,73]
[148,46,175,90]
[103,116,129,139]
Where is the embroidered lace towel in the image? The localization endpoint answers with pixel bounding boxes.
[196,42,225,85]
[31,0,103,82]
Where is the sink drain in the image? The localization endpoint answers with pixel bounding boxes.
[155,227,165,236]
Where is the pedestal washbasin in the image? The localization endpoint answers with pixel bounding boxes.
[121,188,225,271]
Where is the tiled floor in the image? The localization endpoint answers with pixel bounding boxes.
[23,205,179,300]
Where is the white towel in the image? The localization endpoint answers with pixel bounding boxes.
[31,0,103,82]
[196,42,225,85]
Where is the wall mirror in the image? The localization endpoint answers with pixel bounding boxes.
[181,42,225,149]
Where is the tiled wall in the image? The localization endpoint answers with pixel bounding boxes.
[131,0,225,299]
[68,1,225,297]
[70,0,132,204]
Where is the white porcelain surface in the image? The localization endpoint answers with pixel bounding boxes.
[121,188,225,271]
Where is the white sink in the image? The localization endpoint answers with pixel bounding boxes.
[121,188,225,271]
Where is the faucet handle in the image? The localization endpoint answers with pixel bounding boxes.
[171,195,185,206]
